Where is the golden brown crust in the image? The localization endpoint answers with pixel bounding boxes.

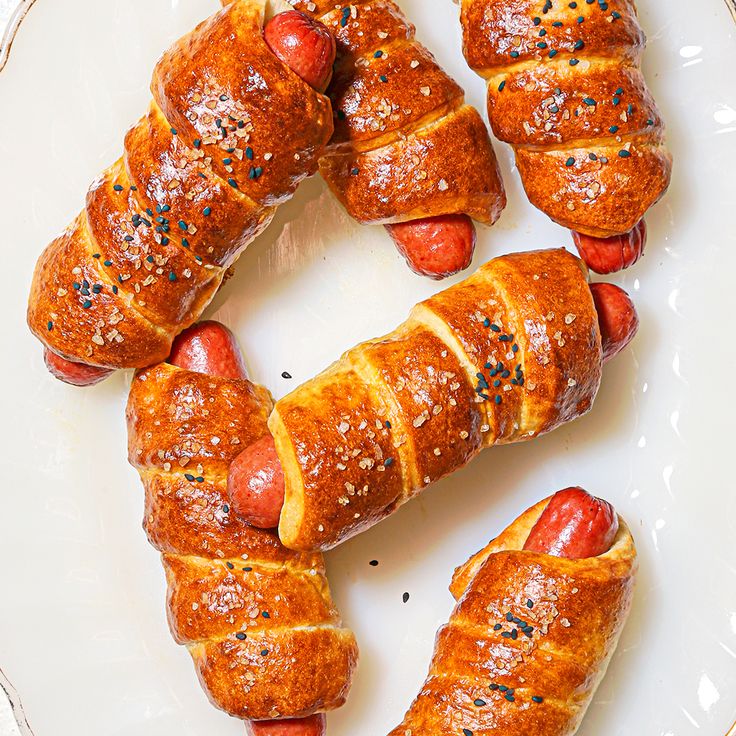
[126,362,357,721]
[388,497,637,736]
[271,362,405,551]
[319,104,506,224]
[192,626,358,719]
[295,0,506,225]
[273,249,602,551]
[28,0,332,371]
[460,0,671,236]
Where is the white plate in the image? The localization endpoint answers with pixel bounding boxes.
[1,1,736,734]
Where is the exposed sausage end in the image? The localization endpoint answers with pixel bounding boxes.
[523,486,618,559]
[386,214,476,280]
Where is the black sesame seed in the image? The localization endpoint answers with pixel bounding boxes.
[235,632,247,640]
[185,473,195,481]
[226,561,234,569]
[261,649,269,656]
[618,149,631,158]
[369,560,379,566]
[282,371,292,379]
[402,592,410,603]
[498,80,506,92]
[474,699,486,707]
[532,696,544,703]
[570,58,580,66]
[262,611,270,618]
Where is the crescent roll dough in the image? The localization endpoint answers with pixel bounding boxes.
[282,0,507,225]
[388,496,637,735]
[270,248,603,551]
[458,0,671,237]
[28,0,332,371]
[126,363,358,720]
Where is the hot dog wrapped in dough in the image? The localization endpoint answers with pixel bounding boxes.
[256,0,508,278]
[457,0,671,272]
[230,248,639,551]
[29,0,335,386]
[126,322,357,731]
[389,488,637,736]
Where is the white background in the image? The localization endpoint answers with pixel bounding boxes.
[1,1,735,734]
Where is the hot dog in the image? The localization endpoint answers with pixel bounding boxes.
[246,714,326,736]
[43,348,113,387]
[589,282,639,363]
[385,214,477,280]
[573,220,646,275]
[228,435,285,529]
[42,10,335,388]
[228,279,639,530]
[168,320,248,379]
[523,486,619,559]
[263,11,335,92]
[167,323,329,735]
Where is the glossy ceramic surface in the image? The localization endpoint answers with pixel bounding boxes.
[1,1,735,734]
